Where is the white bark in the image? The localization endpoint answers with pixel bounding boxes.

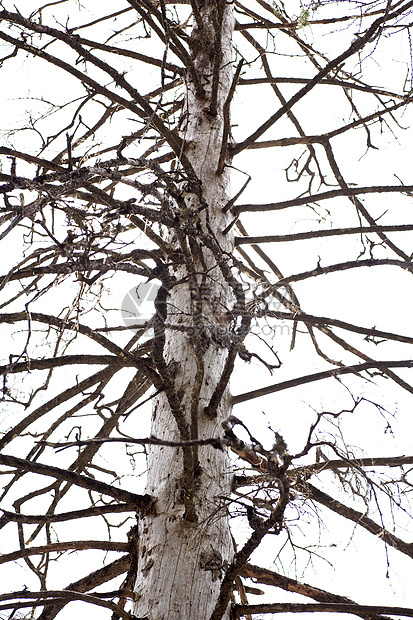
[134,3,236,619]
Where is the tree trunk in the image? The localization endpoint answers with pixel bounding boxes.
[133,3,236,619]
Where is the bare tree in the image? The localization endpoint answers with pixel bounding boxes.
[1,1,413,619]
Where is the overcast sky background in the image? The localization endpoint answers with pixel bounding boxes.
[1,1,413,618]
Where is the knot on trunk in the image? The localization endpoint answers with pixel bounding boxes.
[200,548,228,581]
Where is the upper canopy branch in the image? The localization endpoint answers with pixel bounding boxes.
[0,11,188,164]
[239,76,409,100]
[232,0,413,155]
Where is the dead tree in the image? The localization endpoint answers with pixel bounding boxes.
[1,1,413,619]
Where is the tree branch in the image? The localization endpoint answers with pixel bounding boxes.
[233,360,413,404]
[0,454,153,507]
[235,224,413,244]
[233,602,413,618]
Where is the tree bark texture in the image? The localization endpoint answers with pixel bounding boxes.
[134,3,236,619]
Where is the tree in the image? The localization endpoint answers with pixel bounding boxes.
[1,1,413,619]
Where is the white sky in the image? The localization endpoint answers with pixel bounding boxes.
[1,1,413,619]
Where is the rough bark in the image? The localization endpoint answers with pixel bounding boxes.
[133,3,236,619]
